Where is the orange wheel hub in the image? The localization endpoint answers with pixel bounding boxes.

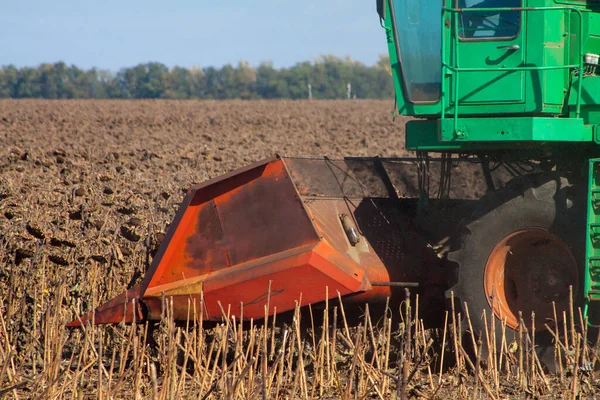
[484,228,578,331]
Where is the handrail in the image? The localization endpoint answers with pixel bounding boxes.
[440,5,584,137]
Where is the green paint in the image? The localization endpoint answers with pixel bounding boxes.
[439,117,589,142]
[405,118,590,150]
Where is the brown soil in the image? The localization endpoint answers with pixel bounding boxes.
[0,98,414,294]
[0,101,409,280]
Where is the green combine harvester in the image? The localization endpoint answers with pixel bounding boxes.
[378,0,600,358]
[74,0,600,367]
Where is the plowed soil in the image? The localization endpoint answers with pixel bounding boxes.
[0,99,413,298]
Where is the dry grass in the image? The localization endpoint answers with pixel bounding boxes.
[1,283,599,399]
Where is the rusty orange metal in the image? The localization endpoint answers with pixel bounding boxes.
[69,157,441,327]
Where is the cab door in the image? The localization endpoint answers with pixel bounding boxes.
[451,0,525,105]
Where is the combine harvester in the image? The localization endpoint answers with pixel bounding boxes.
[72,0,600,360]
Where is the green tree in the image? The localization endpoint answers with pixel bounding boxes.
[0,55,396,100]
[164,66,194,99]
[256,62,288,98]
[39,62,69,99]
[235,61,257,99]
[285,61,313,99]
[0,65,19,98]
[15,67,42,98]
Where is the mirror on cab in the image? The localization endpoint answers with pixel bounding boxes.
[376,0,385,20]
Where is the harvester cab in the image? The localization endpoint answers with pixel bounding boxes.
[72,0,600,365]
[381,0,600,142]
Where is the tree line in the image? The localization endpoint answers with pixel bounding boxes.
[0,55,394,100]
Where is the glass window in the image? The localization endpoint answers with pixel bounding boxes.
[392,0,442,102]
[458,0,521,39]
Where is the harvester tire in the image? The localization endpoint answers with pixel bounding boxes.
[446,173,584,370]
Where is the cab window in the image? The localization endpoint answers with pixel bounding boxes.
[458,0,521,39]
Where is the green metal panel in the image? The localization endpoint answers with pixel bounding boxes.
[439,117,588,141]
[405,120,480,151]
[405,117,590,150]
[540,6,569,109]
[448,2,526,105]
[568,76,600,124]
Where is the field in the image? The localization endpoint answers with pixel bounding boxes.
[0,100,598,399]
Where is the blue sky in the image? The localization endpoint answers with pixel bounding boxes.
[0,1,388,71]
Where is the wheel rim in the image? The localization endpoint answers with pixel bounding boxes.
[484,228,578,331]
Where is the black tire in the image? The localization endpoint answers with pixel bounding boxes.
[446,173,584,369]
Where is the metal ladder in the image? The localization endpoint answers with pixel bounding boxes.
[585,159,600,304]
